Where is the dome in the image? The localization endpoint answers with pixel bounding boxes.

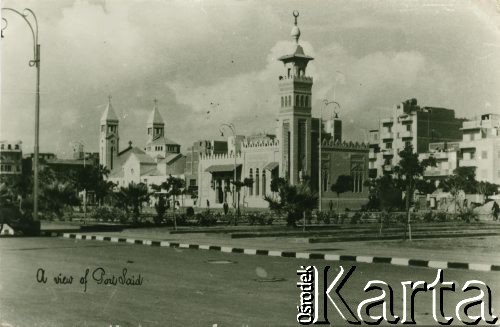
[291,25,301,43]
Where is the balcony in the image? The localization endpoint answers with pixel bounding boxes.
[459,159,476,167]
[459,140,477,149]
[381,132,393,140]
[382,149,394,156]
[424,169,450,177]
[399,130,413,139]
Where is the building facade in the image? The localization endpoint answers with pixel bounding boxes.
[0,141,22,175]
[459,113,500,184]
[369,98,464,177]
[185,139,228,192]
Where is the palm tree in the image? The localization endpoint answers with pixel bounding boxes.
[264,178,317,229]
[117,182,149,224]
[163,175,185,230]
[231,178,253,225]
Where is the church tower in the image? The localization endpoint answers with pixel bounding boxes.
[146,99,165,144]
[278,11,314,185]
[99,95,120,170]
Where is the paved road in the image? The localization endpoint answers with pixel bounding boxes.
[1,238,499,326]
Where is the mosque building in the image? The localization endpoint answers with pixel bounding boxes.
[197,13,369,210]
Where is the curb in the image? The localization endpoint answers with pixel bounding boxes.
[62,233,499,273]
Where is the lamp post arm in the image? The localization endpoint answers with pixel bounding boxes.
[1,8,38,62]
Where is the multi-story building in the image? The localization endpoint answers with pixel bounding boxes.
[369,98,464,177]
[0,141,22,175]
[459,113,500,184]
[420,141,460,179]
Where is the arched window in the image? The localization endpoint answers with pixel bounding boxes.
[305,95,309,107]
[249,169,253,196]
[255,168,260,196]
[281,97,284,107]
[288,95,292,107]
[296,95,299,107]
[262,170,266,195]
[284,96,288,107]
[301,96,305,107]
[110,146,114,170]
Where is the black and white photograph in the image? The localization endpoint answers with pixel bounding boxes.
[1,0,500,325]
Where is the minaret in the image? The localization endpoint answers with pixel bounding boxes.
[99,95,120,170]
[146,99,165,144]
[278,11,314,185]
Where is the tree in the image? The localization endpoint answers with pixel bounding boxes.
[442,166,478,214]
[392,145,436,240]
[231,178,253,226]
[330,175,353,211]
[415,179,437,196]
[116,182,149,224]
[476,181,499,198]
[163,175,185,230]
[154,195,167,225]
[364,175,403,211]
[264,178,318,228]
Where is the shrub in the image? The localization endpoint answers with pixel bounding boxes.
[435,211,448,222]
[350,212,362,224]
[316,211,331,224]
[423,211,434,223]
[323,213,331,225]
[246,212,272,225]
[458,208,478,223]
[186,206,195,217]
[91,206,127,223]
[197,212,217,226]
[338,213,347,224]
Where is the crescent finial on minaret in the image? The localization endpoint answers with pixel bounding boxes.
[291,11,301,44]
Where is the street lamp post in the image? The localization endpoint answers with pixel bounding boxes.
[218,123,238,225]
[2,8,41,227]
[318,99,340,212]
[72,141,87,224]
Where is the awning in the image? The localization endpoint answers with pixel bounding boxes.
[205,164,242,173]
[264,162,279,171]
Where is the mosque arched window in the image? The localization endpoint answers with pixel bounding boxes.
[262,170,266,195]
[249,169,253,196]
[305,95,309,107]
[296,95,300,107]
[255,168,260,196]
[288,95,292,107]
[281,97,284,108]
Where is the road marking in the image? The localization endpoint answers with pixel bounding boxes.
[428,260,448,269]
[469,263,492,272]
[357,256,374,263]
[268,250,282,257]
[60,234,496,273]
[391,258,409,266]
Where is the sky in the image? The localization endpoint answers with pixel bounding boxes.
[1,0,500,158]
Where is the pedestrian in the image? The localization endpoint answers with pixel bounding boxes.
[206,199,210,209]
[223,202,229,216]
[329,200,333,212]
